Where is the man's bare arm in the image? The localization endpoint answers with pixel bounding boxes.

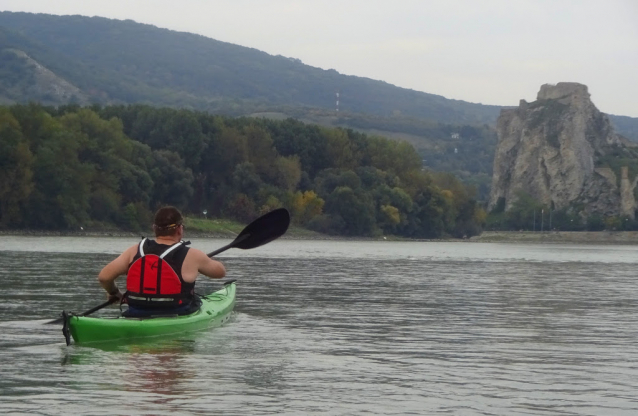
[191,248,226,279]
[98,245,137,294]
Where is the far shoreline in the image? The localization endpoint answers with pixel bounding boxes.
[3,229,638,245]
[0,228,365,241]
[468,230,638,245]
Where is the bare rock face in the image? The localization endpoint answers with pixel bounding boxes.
[488,82,637,218]
[6,49,89,105]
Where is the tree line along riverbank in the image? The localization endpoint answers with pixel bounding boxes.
[4,228,638,245]
[0,104,485,240]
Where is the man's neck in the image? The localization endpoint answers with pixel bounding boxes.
[156,235,180,245]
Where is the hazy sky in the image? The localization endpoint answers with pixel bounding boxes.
[2,0,637,116]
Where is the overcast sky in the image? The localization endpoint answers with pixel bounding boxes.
[2,0,637,116]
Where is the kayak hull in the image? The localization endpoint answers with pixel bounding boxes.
[67,283,236,344]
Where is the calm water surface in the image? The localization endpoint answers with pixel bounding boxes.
[1,237,637,415]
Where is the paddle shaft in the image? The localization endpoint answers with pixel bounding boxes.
[48,298,116,325]
[207,234,249,258]
[81,299,117,316]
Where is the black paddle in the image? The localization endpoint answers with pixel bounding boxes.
[47,208,290,325]
[207,207,290,257]
[48,299,117,325]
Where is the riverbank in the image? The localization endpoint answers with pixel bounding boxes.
[0,226,335,240]
[470,230,638,245]
[3,229,638,244]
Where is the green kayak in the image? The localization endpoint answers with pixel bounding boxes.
[63,282,236,345]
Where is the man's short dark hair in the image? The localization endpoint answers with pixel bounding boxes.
[153,206,183,237]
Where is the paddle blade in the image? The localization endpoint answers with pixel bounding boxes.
[234,208,290,249]
[207,208,290,257]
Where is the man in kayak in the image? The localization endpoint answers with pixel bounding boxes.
[97,206,226,317]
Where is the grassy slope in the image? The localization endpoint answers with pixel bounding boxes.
[184,216,325,239]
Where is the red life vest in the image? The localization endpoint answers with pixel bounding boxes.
[124,238,194,308]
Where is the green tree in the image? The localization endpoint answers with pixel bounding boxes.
[0,109,34,226]
[274,155,302,191]
[232,162,263,199]
[225,193,256,222]
[149,149,194,210]
[374,185,413,232]
[244,125,278,181]
[314,169,361,196]
[26,129,93,229]
[324,186,378,236]
[207,126,249,182]
[57,108,155,227]
[267,118,331,178]
[505,191,544,230]
[403,184,451,238]
[364,136,421,179]
[324,127,359,170]
[586,214,605,231]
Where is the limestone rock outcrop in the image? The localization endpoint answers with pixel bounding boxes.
[488,82,638,218]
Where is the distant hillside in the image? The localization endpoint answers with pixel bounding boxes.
[248,108,498,198]
[0,10,636,195]
[609,114,638,142]
[0,11,503,125]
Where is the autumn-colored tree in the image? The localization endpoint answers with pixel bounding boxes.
[379,204,401,233]
[290,190,325,225]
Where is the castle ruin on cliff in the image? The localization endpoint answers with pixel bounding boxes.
[488,82,638,219]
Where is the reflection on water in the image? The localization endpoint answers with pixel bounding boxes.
[1,237,638,415]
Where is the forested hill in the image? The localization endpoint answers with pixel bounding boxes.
[1,10,636,191]
[0,11,501,125]
[0,103,485,239]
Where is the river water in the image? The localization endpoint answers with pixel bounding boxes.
[0,236,637,415]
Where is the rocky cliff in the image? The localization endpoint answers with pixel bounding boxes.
[488,82,638,219]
